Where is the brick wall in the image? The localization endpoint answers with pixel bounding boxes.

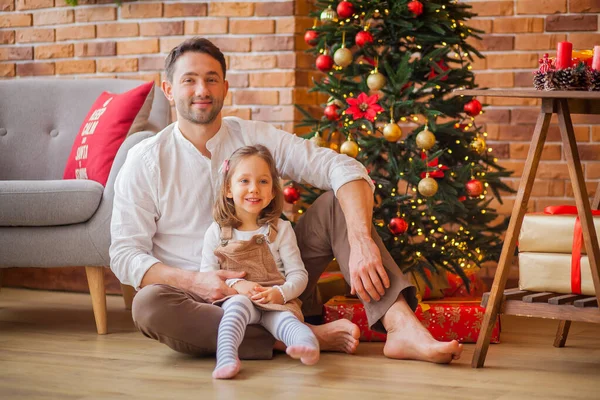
[0,0,317,130]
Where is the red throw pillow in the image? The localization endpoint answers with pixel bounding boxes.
[63,81,155,186]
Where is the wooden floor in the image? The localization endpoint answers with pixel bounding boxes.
[1,288,600,400]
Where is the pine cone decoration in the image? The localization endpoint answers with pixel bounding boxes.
[533,71,545,90]
[545,71,557,91]
[589,69,600,91]
[553,64,588,90]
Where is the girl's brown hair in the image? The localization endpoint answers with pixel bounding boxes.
[213,145,284,229]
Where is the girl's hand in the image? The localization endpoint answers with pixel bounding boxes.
[251,287,284,305]
[232,280,262,297]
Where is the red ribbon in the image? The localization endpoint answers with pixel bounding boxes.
[543,205,600,294]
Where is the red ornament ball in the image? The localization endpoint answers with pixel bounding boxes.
[283,186,301,204]
[464,99,483,117]
[389,217,409,235]
[408,0,424,16]
[466,179,484,197]
[304,30,319,46]
[355,30,373,47]
[324,104,340,121]
[337,1,355,19]
[316,54,334,72]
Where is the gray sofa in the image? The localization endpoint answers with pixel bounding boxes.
[0,79,170,334]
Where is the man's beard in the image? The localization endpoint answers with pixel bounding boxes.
[177,96,222,125]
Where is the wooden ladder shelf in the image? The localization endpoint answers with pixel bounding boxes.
[481,289,600,324]
[456,89,600,368]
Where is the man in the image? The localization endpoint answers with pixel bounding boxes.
[110,37,463,363]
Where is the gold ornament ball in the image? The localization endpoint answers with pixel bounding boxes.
[367,72,386,91]
[340,140,359,158]
[334,47,353,68]
[383,122,402,142]
[310,133,327,147]
[320,6,338,23]
[418,177,439,197]
[416,129,436,151]
[470,137,487,155]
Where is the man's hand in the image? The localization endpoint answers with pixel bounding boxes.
[349,237,390,303]
[232,280,262,297]
[251,287,284,305]
[187,270,246,302]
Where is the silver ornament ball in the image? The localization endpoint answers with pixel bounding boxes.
[320,6,338,23]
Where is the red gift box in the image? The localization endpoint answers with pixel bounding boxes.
[323,296,500,343]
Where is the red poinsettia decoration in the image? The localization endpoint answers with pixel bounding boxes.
[345,92,383,122]
[420,152,449,179]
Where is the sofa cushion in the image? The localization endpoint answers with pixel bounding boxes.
[63,81,155,186]
[0,180,104,226]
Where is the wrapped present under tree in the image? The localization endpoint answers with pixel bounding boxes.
[324,296,500,343]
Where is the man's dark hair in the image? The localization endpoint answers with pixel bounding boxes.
[164,37,227,82]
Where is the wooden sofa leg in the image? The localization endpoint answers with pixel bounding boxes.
[121,283,136,310]
[0,268,3,291]
[85,266,107,335]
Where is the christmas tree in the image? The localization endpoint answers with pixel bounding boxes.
[290,0,514,289]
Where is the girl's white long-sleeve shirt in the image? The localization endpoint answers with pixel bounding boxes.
[200,219,308,302]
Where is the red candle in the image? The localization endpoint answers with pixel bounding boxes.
[593,46,600,71]
[556,41,573,69]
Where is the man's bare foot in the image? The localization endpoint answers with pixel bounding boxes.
[383,328,463,364]
[382,295,463,364]
[307,319,360,354]
[286,345,320,365]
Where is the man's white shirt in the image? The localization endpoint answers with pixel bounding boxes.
[109,117,374,289]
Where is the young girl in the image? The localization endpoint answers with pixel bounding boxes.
[201,145,319,379]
